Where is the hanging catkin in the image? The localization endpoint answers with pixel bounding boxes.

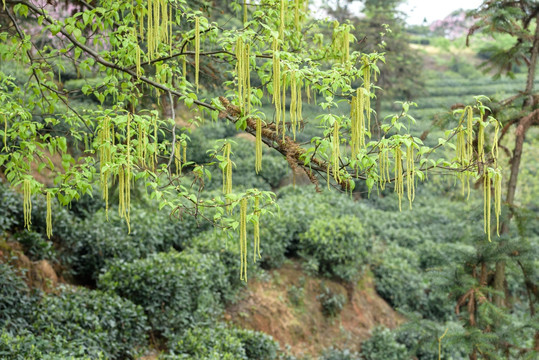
[255,118,262,173]
[272,38,281,136]
[484,172,492,242]
[145,0,170,60]
[253,195,261,262]
[23,179,32,230]
[243,0,248,24]
[290,69,297,140]
[378,145,390,190]
[98,116,112,214]
[222,142,232,195]
[235,38,251,114]
[363,63,371,129]
[342,27,350,65]
[294,0,300,31]
[477,120,485,163]
[119,114,132,233]
[466,106,473,161]
[46,191,52,239]
[174,140,182,175]
[240,197,248,281]
[279,0,285,40]
[350,88,365,160]
[195,16,200,91]
[332,121,340,182]
[394,146,404,211]
[406,143,415,209]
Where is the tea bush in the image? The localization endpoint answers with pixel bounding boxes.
[0,263,36,333]
[0,329,103,360]
[99,249,230,338]
[60,203,204,284]
[33,285,148,360]
[164,323,279,360]
[14,231,56,261]
[359,327,408,360]
[299,216,368,282]
[319,347,360,360]
[317,285,347,318]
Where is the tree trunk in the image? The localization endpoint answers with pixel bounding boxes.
[493,14,539,308]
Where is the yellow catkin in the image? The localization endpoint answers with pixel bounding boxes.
[119,166,125,218]
[195,16,200,91]
[46,191,52,239]
[99,116,112,216]
[281,72,287,141]
[332,121,340,182]
[297,78,303,128]
[406,143,415,209]
[290,69,297,140]
[255,118,262,173]
[477,120,485,163]
[394,146,404,211]
[466,106,473,161]
[182,142,187,164]
[294,0,300,31]
[253,195,261,262]
[223,143,232,195]
[378,146,390,190]
[494,171,502,236]
[272,40,281,135]
[235,38,251,114]
[23,179,32,230]
[342,27,349,65]
[363,63,371,129]
[174,141,182,175]
[240,197,248,281]
[306,82,311,104]
[135,42,141,78]
[492,120,499,167]
[484,172,491,242]
[350,88,365,160]
[279,0,285,40]
[120,114,132,233]
[152,115,158,170]
[243,0,248,24]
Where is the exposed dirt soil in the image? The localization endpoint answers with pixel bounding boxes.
[226,261,403,358]
[0,239,60,292]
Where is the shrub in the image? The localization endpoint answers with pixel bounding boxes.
[0,329,103,360]
[317,285,346,318]
[14,231,56,261]
[164,323,279,360]
[371,245,424,313]
[299,216,368,282]
[234,327,279,360]
[371,244,454,321]
[0,263,37,333]
[0,181,23,232]
[32,285,148,360]
[164,324,247,360]
[186,230,250,302]
[359,327,408,360]
[59,203,204,284]
[319,347,360,360]
[98,249,230,338]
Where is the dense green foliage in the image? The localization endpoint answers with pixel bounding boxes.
[0,0,538,359]
[98,249,234,338]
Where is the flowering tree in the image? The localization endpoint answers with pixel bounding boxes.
[0,0,502,279]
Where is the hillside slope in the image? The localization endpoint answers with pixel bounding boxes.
[226,261,403,357]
